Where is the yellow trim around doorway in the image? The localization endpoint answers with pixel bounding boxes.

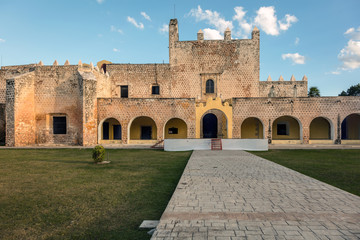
[195,97,232,138]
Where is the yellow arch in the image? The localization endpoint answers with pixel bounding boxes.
[195,97,232,138]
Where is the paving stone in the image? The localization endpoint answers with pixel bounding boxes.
[151,151,360,239]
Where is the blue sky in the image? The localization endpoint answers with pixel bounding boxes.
[0,0,359,96]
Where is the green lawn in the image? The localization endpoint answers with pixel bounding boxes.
[0,149,191,240]
[250,149,360,196]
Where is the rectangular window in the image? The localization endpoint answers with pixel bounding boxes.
[168,127,178,134]
[277,123,288,135]
[141,126,152,140]
[121,86,128,98]
[152,85,160,95]
[53,116,66,134]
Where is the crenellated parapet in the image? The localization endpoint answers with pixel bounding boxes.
[259,75,308,97]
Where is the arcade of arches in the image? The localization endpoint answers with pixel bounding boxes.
[97,113,360,144]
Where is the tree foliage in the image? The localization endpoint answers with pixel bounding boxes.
[308,86,320,97]
[339,83,360,96]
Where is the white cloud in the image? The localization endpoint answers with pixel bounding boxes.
[189,5,297,38]
[330,71,341,75]
[338,27,360,70]
[110,25,123,34]
[338,39,360,70]
[141,12,151,21]
[279,14,298,31]
[254,6,279,35]
[295,37,300,45]
[0,38,5,43]
[96,0,105,4]
[344,26,360,40]
[282,53,305,64]
[113,48,120,52]
[189,5,233,34]
[127,16,144,29]
[203,28,223,40]
[159,24,169,34]
[233,6,252,38]
[344,27,354,35]
[254,6,297,36]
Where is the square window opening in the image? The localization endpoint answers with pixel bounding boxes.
[53,116,67,134]
[152,85,160,95]
[168,127,178,134]
[121,86,128,98]
[277,123,288,135]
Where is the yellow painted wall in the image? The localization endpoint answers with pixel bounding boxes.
[272,116,300,140]
[195,97,232,138]
[310,118,330,139]
[241,118,263,139]
[164,118,187,139]
[346,114,360,139]
[101,118,121,140]
[221,114,227,139]
[130,117,157,140]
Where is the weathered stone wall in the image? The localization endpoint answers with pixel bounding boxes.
[0,65,37,104]
[6,72,36,146]
[97,98,196,143]
[259,80,308,97]
[107,64,171,98]
[232,97,360,143]
[33,66,83,145]
[0,103,5,145]
[80,71,98,146]
[168,20,260,100]
[0,71,6,104]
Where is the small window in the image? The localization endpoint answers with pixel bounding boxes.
[53,116,66,134]
[168,127,178,134]
[152,85,160,95]
[277,123,288,135]
[121,86,128,98]
[206,79,214,93]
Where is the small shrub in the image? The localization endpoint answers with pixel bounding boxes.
[92,145,105,163]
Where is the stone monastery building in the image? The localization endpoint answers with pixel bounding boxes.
[0,19,360,147]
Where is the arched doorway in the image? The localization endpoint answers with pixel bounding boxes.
[241,117,264,139]
[203,113,217,138]
[310,117,331,140]
[164,118,187,139]
[130,116,157,140]
[272,116,302,142]
[341,114,360,140]
[101,118,121,140]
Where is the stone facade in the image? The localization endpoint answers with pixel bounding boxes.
[0,19,359,146]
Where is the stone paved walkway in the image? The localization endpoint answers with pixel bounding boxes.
[151,150,360,240]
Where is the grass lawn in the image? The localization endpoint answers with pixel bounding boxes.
[250,149,360,196]
[0,149,191,240]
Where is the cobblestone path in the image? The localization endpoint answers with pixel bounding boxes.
[151,150,360,240]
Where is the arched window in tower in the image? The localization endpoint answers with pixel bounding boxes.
[206,79,214,93]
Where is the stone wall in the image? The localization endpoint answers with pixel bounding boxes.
[97,98,196,143]
[0,103,5,145]
[0,64,37,104]
[6,72,36,146]
[168,20,260,100]
[259,80,308,97]
[107,64,170,98]
[232,96,360,143]
[33,66,83,145]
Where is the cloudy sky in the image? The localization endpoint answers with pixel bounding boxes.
[0,0,359,96]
